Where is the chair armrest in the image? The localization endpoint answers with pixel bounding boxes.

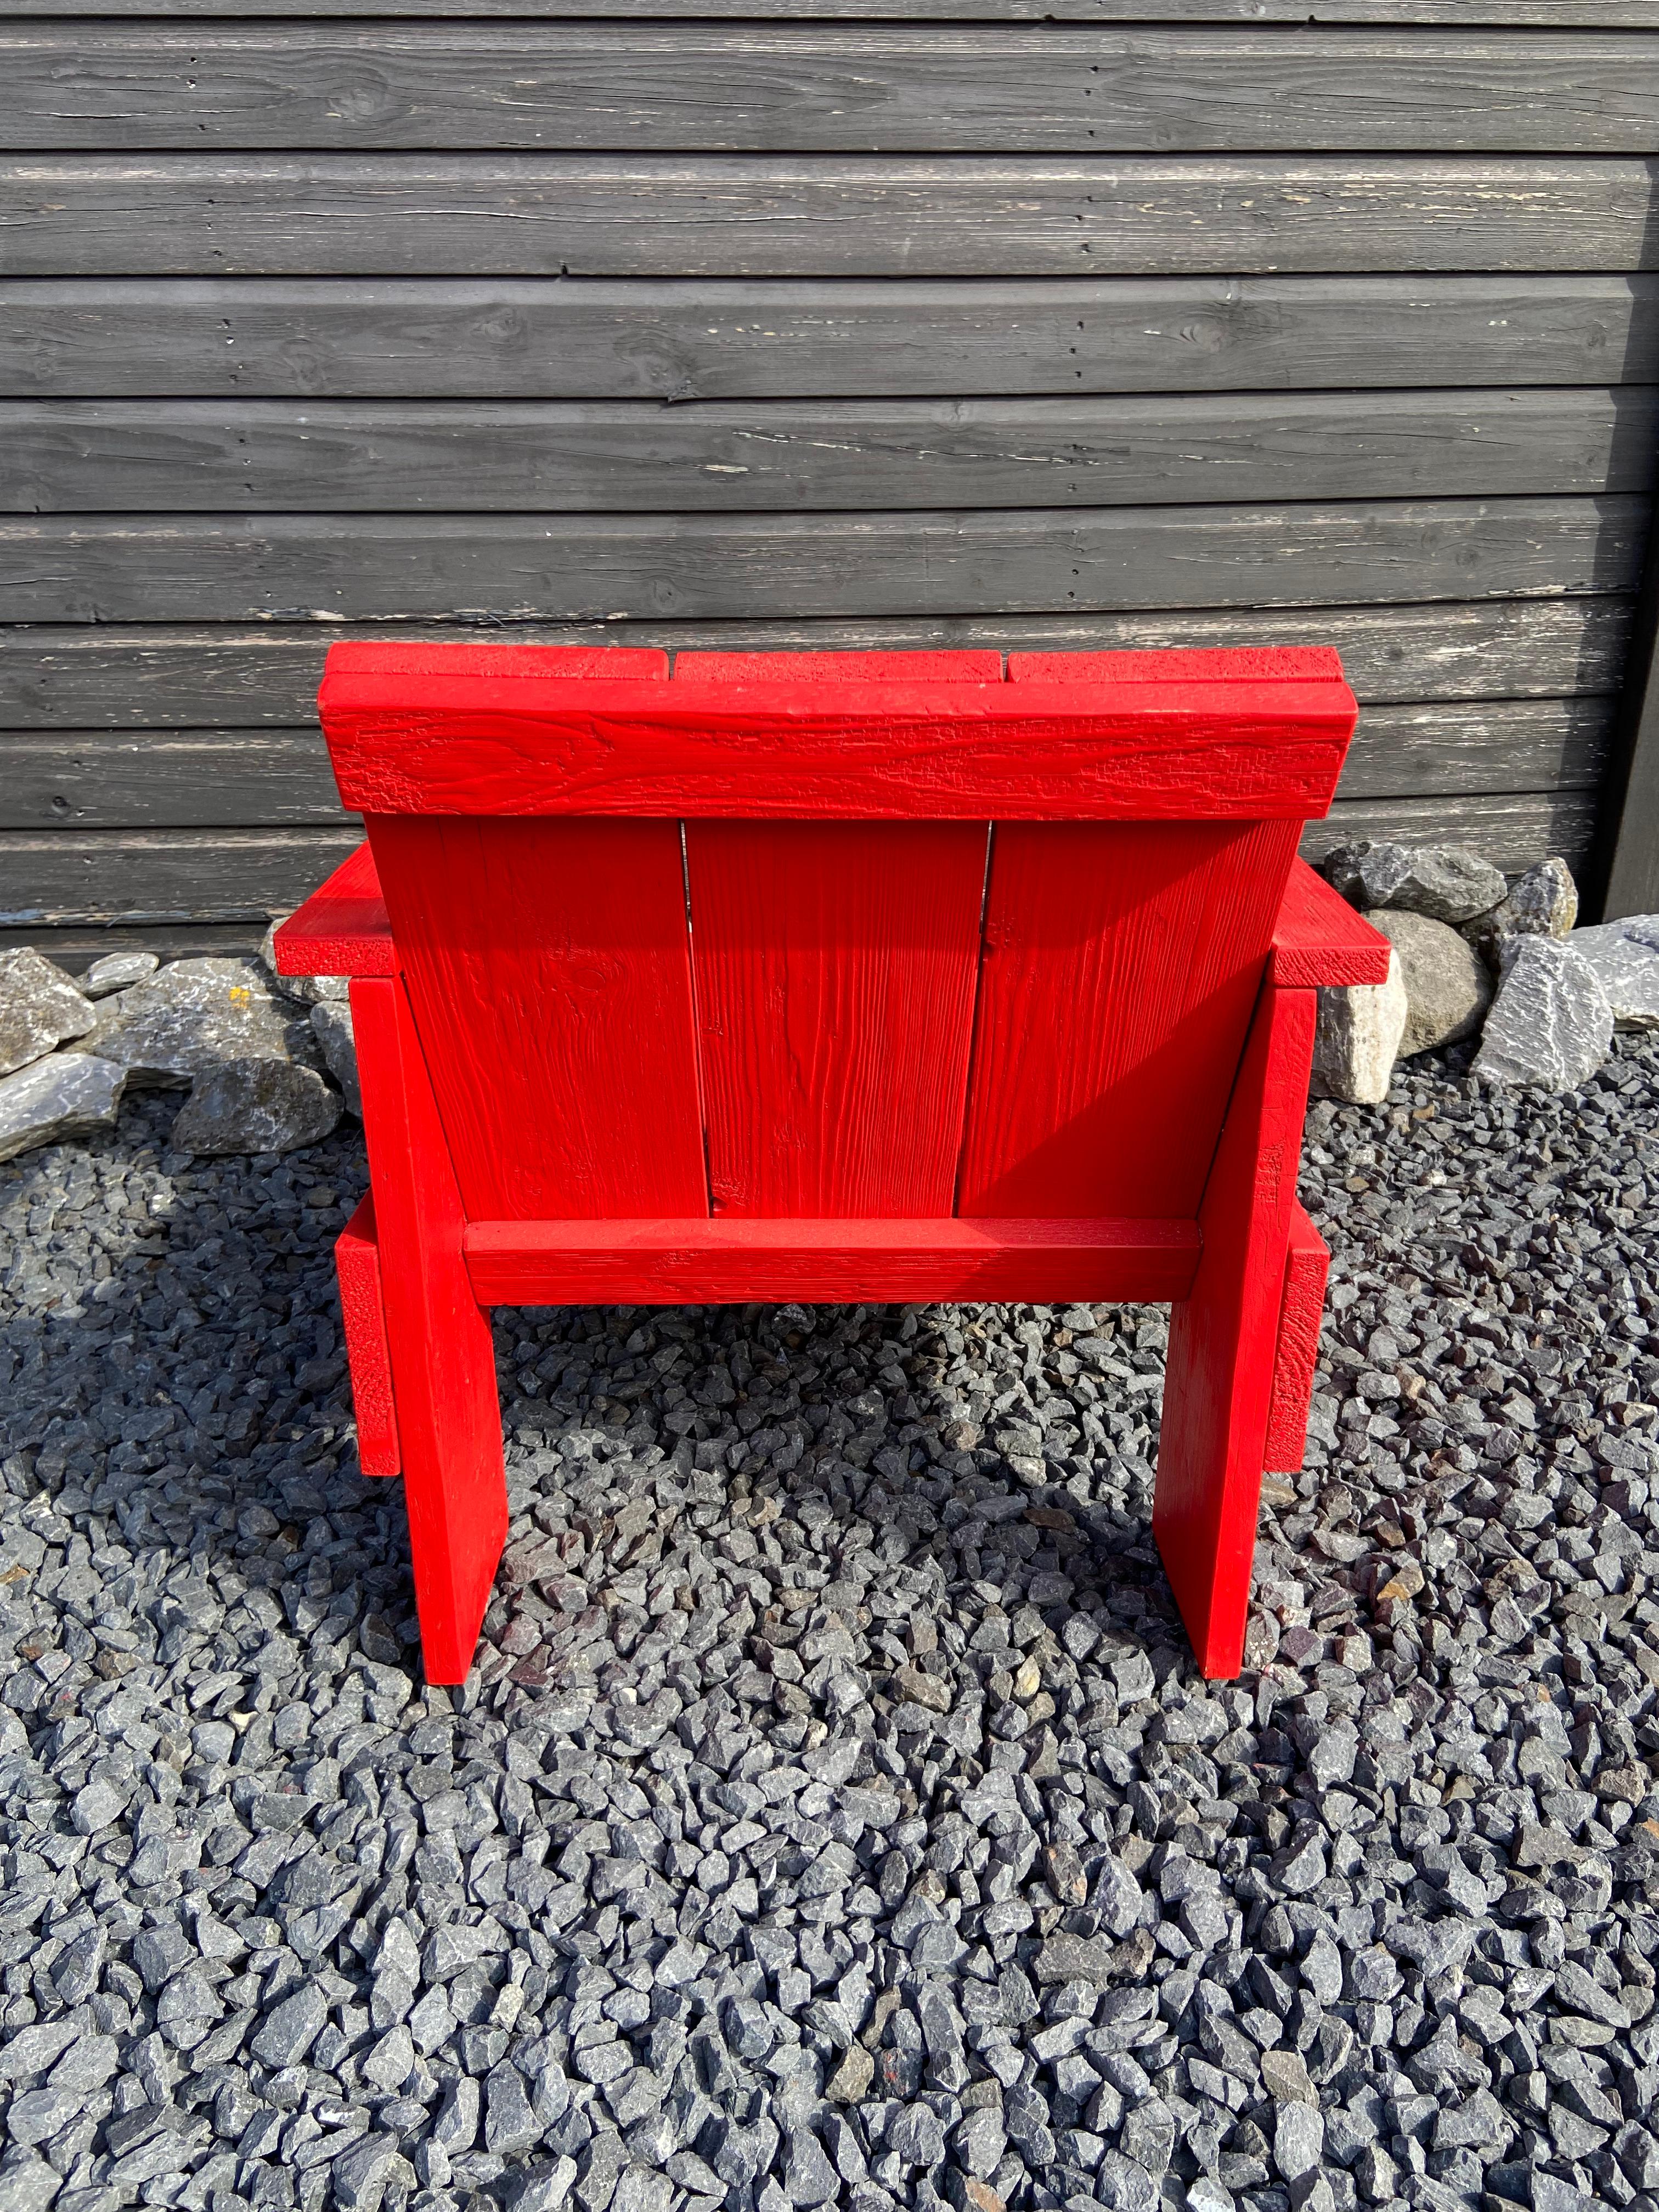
[1270,857,1391,988]
[272,840,396,977]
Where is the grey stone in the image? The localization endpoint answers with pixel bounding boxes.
[0,949,97,1077]
[0,2160,62,2212]
[82,950,160,997]
[1464,854,1579,965]
[1273,2102,1324,2184]
[0,1052,125,1164]
[1567,916,1659,1029]
[249,1984,328,2068]
[1473,936,1613,1092]
[484,2062,540,2156]
[1324,840,1506,924]
[311,999,360,1115]
[1369,910,1492,1056]
[508,2161,579,2212]
[332,2134,404,2212]
[171,1058,341,1156]
[887,2105,946,2166]
[1312,949,1408,1105]
[72,955,320,1091]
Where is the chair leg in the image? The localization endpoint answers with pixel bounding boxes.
[335,1193,402,1479]
[351,977,507,1686]
[1155,983,1316,1677]
[1264,1203,1330,1476]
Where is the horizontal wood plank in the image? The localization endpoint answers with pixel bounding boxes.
[0,923,266,972]
[2,501,1641,624]
[15,388,1656,514]
[1271,860,1391,988]
[273,840,393,977]
[1305,788,1599,870]
[9,29,1659,155]
[5,3,1655,26]
[461,1214,1203,1306]
[0,698,1605,828]
[0,827,361,926]
[6,158,1652,278]
[0,603,1629,727]
[5,275,1655,402]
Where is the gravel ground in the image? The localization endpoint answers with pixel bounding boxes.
[1,1034,1657,2212]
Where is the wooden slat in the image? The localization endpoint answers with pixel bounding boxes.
[1269,861,1391,989]
[0,827,360,925]
[1305,788,1599,869]
[5,159,1651,278]
[0,730,341,826]
[9,29,1659,156]
[462,1214,1203,1308]
[273,840,392,979]
[2,501,1641,625]
[0,603,1630,727]
[957,819,1300,1217]
[15,388,1656,514]
[6,2,1656,28]
[8,276,1652,400]
[0,697,1604,828]
[365,815,709,1222]
[0,922,265,970]
[685,821,987,1216]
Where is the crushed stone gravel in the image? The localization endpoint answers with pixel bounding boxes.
[1,1032,1657,2212]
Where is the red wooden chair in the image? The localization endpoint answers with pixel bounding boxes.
[276,644,1387,1685]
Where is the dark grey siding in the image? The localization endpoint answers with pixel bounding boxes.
[3,3,1657,960]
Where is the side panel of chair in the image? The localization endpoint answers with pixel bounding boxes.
[351,975,508,1686]
[1155,981,1318,1678]
[364,815,708,1220]
[956,819,1300,1218]
[685,820,988,1217]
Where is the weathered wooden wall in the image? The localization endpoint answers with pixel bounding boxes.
[3,1,1657,961]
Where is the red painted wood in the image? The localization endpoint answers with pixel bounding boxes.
[1264,1201,1331,1476]
[957,819,1300,1218]
[1270,856,1392,988]
[272,839,394,979]
[1009,647,1346,686]
[351,976,507,1686]
[685,820,986,1217]
[365,814,708,1221]
[322,667,1356,821]
[1155,983,1318,1679]
[326,641,668,686]
[464,1214,1199,1307]
[335,1193,400,1478]
[674,649,1004,689]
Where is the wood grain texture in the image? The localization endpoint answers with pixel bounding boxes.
[334,1193,400,1478]
[1263,1201,1330,1475]
[10,28,1659,155]
[4,501,1640,625]
[462,1214,1201,1307]
[8,275,1653,400]
[273,839,392,979]
[351,974,505,1685]
[323,669,1355,823]
[1156,982,1317,1678]
[1269,858,1391,988]
[685,821,987,1217]
[1307,788,1599,870]
[18,388,1656,514]
[0,730,342,825]
[365,814,709,1223]
[8,1,1656,23]
[1335,698,1612,799]
[957,819,1301,1218]
[2,603,1629,726]
[7,158,1652,278]
[0,826,360,925]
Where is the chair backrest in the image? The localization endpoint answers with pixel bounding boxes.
[320,644,1356,1223]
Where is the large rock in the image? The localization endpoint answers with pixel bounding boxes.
[1311,948,1408,1104]
[0,949,97,1077]
[0,1053,126,1163]
[1369,910,1492,1057]
[1472,937,1613,1092]
[1464,855,1578,966]
[1567,916,1659,1029]
[261,916,349,1006]
[171,1059,341,1156]
[311,1000,360,1117]
[81,950,159,998]
[1323,841,1505,926]
[71,958,317,1090]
